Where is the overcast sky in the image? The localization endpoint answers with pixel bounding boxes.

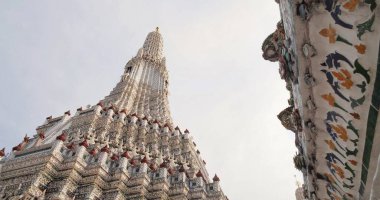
[0,1,301,199]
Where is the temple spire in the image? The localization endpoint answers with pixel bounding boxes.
[142,27,164,61]
[0,28,227,199]
[103,28,171,124]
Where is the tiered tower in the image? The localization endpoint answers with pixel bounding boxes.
[0,28,227,200]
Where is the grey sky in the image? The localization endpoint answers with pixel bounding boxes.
[0,1,301,199]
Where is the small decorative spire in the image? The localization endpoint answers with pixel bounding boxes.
[141,156,149,163]
[108,105,115,111]
[12,144,22,152]
[89,148,97,156]
[23,134,30,143]
[156,27,159,32]
[56,132,66,141]
[184,129,190,133]
[121,151,131,159]
[159,161,168,168]
[0,148,5,157]
[196,170,203,178]
[66,142,75,150]
[100,145,110,153]
[97,101,104,108]
[168,167,175,175]
[213,174,220,182]
[64,110,71,116]
[149,162,157,171]
[179,165,186,173]
[12,135,30,152]
[129,158,137,166]
[111,154,119,161]
[38,132,45,140]
[79,138,89,148]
